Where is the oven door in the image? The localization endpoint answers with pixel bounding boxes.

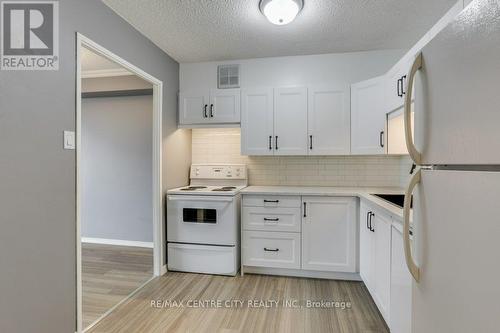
[166,195,237,246]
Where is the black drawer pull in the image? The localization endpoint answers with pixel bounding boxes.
[264,199,279,203]
[275,136,278,150]
[401,75,407,95]
[203,104,208,118]
[269,136,272,150]
[380,131,385,148]
[209,104,214,117]
[369,212,375,232]
[303,202,307,218]
[309,135,313,150]
[264,248,280,252]
[264,218,280,222]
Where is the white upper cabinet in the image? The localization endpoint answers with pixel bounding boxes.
[307,85,350,155]
[241,88,274,155]
[385,58,412,113]
[274,87,308,155]
[350,76,386,155]
[179,89,209,125]
[301,196,357,272]
[179,88,240,126]
[209,88,241,123]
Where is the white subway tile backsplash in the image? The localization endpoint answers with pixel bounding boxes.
[192,128,411,188]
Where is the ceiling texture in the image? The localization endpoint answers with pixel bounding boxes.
[103,0,457,63]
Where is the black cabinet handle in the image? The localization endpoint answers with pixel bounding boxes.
[303,202,307,218]
[275,136,278,150]
[309,135,313,150]
[269,136,272,150]
[264,199,279,203]
[264,248,279,252]
[203,104,208,118]
[401,75,407,95]
[369,212,375,232]
[210,104,214,117]
[380,131,385,148]
[264,218,279,222]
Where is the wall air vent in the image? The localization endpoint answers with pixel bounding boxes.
[218,64,240,89]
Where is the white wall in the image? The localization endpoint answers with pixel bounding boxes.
[81,77,154,243]
[180,49,405,91]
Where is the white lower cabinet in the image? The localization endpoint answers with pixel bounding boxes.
[372,209,392,322]
[390,224,412,333]
[243,231,300,269]
[359,202,374,288]
[301,196,356,272]
[242,194,358,277]
[359,201,391,323]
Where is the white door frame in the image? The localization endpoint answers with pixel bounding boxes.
[76,33,164,332]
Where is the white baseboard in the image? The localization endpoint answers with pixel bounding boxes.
[161,265,168,276]
[82,237,154,248]
[242,266,362,281]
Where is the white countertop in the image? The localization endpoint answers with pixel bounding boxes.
[241,185,407,222]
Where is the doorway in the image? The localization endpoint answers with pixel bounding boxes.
[76,34,163,332]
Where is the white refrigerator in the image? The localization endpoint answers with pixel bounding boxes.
[402,1,500,332]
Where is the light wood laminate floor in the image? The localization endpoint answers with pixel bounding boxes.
[82,243,153,329]
[88,272,388,333]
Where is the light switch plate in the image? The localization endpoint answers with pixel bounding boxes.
[63,131,76,150]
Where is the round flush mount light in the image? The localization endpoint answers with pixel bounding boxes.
[259,0,304,26]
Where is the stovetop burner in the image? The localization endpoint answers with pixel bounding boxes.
[212,186,237,191]
[180,186,207,191]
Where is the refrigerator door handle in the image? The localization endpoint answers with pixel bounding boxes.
[405,52,423,165]
[404,169,421,282]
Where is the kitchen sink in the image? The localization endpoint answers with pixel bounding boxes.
[371,194,412,209]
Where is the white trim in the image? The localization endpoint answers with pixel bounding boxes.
[161,264,168,276]
[81,237,154,248]
[81,68,133,78]
[82,275,156,333]
[76,33,163,333]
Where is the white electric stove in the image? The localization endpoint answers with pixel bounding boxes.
[166,164,247,276]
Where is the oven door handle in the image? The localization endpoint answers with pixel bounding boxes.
[168,196,233,202]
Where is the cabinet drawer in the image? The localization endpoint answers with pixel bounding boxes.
[242,206,301,232]
[243,231,300,269]
[242,195,301,208]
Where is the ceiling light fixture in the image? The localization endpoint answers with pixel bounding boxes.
[259,0,304,26]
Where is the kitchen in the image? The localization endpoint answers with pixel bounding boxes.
[1,0,499,333]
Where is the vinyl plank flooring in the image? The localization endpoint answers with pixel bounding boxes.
[82,243,153,329]
[88,272,389,333]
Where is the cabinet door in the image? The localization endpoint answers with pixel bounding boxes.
[179,90,209,125]
[390,225,412,333]
[350,76,386,155]
[301,197,356,272]
[241,88,274,155]
[209,88,240,123]
[308,85,350,155]
[359,202,374,289]
[372,210,392,322]
[274,87,308,155]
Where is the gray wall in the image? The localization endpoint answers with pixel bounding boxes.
[0,0,191,332]
[82,94,153,243]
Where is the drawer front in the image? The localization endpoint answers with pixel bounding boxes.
[243,231,300,269]
[242,206,301,232]
[242,195,301,208]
